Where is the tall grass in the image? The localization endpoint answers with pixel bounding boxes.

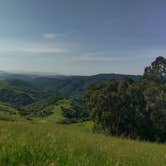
[0,121,166,166]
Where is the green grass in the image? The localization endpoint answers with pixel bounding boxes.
[0,103,18,115]
[46,99,72,122]
[0,120,165,166]
[0,104,21,121]
[0,99,165,165]
[31,99,72,123]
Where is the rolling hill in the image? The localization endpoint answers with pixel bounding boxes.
[0,73,141,107]
[0,72,141,119]
[28,73,142,97]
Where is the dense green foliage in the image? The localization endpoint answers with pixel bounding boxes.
[0,73,140,111]
[0,83,34,106]
[0,79,55,107]
[61,96,89,123]
[6,79,51,101]
[144,56,166,82]
[86,79,149,139]
[87,57,166,142]
[19,97,61,117]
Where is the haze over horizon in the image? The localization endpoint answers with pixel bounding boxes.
[0,0,166,75]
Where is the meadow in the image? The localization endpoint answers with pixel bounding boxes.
[0,118,166,166]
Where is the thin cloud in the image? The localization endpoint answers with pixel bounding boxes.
[15,45,65,54]
[71,49,166,62]
[71,52,140,62]
[42,33,64,39]
[0,40,66,54]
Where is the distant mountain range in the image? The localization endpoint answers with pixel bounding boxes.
[0,72,141,98]
[0,71,142,112]
[30,73,141,97]
[0,71,62,81]
[0,71,141,81]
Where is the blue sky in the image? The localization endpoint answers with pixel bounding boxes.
[0,0,165,75]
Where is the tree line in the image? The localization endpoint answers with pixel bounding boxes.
[86,56,166,142]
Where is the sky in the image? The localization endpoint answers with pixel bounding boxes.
[0,0,165,75]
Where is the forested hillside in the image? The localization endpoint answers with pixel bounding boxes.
[0,57,165,142]
[0,73,141,106]
[0,73,137,119]
[0,57,165,166]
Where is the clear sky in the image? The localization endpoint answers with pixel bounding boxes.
[0,0,165,75]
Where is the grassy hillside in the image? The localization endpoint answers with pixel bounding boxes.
[20,97,61,117]
[0,98,165,166]
[0,73,165,165]
[30,99,72,123]
[0,103,21,121]
[0,120,165,166]
[0,103,18,114]
[44,99,72,122]
[0,96,164,166]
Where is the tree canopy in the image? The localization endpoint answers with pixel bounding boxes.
[144,56,166,82]
[86,56,166,142]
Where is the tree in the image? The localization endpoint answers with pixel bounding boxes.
[141,81,166,141]
[142,56,166,141]
[144,56,166,82]
[86,79,149,139]
[86,57,166,142]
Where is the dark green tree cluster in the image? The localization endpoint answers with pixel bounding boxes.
[144,56,166,82]
[62,96,89,123]
[19,97,60,117]
[86,57,166,142]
